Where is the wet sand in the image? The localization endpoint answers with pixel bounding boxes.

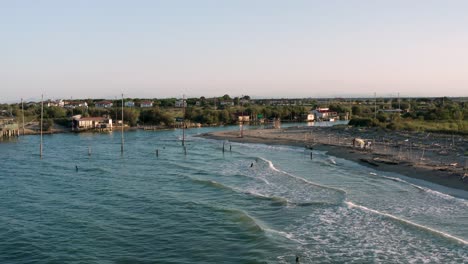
[200,126,468,192]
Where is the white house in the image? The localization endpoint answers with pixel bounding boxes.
[220,101,234,106]
[46,99,65,107]
[312,108,338,121]
[237,115,250,122]
[140,101,153,108]
[72,116,112,131]
[175,100,187,108]
[239,99,250,105]
[95,101,113,108]
[64,101,88,109]
[125,101,135,107]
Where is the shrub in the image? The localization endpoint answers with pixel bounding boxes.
[348,118,378,127]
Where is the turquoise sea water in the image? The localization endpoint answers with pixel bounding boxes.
[0,126,467,263]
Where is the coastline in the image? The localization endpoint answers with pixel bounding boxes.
[199,127,468,192]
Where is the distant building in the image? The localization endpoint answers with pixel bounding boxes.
[239,99,250,105]
[312,108,338,121]
[238,115,250,122]
[125,101,135,107]
[235,113,250,122]
[140,101,153,108]
[64,101,88,109]
[220,101,234,106]
[72,115,112,131]
[307,113,315,122]
[95,101,113,108]
[0,117,19,138]
[46,99,65,107]
[268,100,296,106]
[175,100,187,108]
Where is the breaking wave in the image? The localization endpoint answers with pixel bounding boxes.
[346,201,468,245]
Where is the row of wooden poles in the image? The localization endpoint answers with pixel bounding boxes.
[1,129,20,139]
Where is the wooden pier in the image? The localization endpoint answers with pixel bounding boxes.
[0,119,19,140]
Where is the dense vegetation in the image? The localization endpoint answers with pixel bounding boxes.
[347,97,468,134]
[0,95,313,130]
[1,96,467,134]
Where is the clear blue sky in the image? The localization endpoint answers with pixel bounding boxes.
[1,0,467,102]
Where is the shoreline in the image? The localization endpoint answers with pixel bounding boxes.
[199,128,468,192]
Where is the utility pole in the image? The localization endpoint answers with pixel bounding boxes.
[21,98,25,135]
[115,96,118,126]
[121,93,124,154]
[182,94,186,146]
[240,95,244,138]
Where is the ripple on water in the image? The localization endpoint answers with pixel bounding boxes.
[0,130,467,263]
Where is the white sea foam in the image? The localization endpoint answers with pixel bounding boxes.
[263,227,307,245]
[258,157,347,196]
[379,175,468,205]
[380,175,426,191]
[346,201,468,245]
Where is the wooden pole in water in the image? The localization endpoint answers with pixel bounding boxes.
[156,149,159,157]
[222,142,225,153]
[88,146,91,156]
[121,93,124,154]
[240,95,244,138]
[182,94,185,147]
[184,146,187,156]
[40,94,43,159]
[21,98,25,136]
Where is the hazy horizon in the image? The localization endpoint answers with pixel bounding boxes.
[2,1,467,102]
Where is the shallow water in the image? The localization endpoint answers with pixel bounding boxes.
[0,126,467,263]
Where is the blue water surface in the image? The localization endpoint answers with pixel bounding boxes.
[0,125,467,263]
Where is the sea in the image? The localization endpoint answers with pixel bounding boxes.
[0,124,467,263]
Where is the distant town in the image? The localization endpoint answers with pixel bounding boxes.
[1,95,468,138]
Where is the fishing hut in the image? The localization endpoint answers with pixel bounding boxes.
[71,115,113,132]
[0,117,19,140]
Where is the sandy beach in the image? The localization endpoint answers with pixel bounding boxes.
[200,126,468,192]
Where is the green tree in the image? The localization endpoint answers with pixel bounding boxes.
[352,105,362,116]
[44,106,66,119]
[140,108,173,126]
[218,110,232,124]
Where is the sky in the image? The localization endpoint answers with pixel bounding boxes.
[1,0,468,102]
